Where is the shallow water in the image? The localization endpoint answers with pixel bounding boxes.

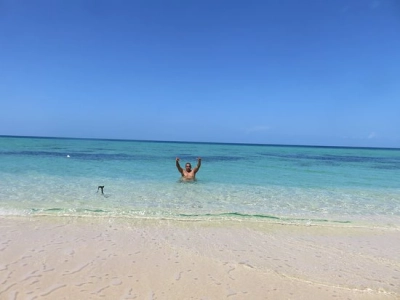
[0,136,399,226]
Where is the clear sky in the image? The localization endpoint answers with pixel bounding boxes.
[1,0,399,148]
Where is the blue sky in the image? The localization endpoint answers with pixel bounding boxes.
[1,0,399,147]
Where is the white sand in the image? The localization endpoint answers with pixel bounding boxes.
[0,216,399,299]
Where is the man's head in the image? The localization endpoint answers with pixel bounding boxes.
[185,163,192,172]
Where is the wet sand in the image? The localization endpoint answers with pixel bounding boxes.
[0,216,399,299]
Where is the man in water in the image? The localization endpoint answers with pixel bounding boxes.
[176,157,201,180]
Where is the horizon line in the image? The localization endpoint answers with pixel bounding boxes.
[1,134,399,151]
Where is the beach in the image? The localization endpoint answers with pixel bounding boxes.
[2,0,400,297]
[1,216,399,299]
[1,137,399,299]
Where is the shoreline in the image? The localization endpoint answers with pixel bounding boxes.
[2,212,400,230]
[1,216,399,299]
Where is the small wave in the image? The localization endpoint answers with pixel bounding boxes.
[1,207,351,224]
[178,212,352,224]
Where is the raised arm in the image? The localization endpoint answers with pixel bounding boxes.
[176,157,183,174]
[193,157,201,174]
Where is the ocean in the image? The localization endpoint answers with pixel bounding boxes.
[0,135,399,227]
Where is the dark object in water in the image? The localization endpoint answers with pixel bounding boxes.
[97,186,104,194]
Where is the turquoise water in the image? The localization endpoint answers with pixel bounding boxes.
[0,136,399,226]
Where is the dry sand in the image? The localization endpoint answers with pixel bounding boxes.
[0,216,399,300]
